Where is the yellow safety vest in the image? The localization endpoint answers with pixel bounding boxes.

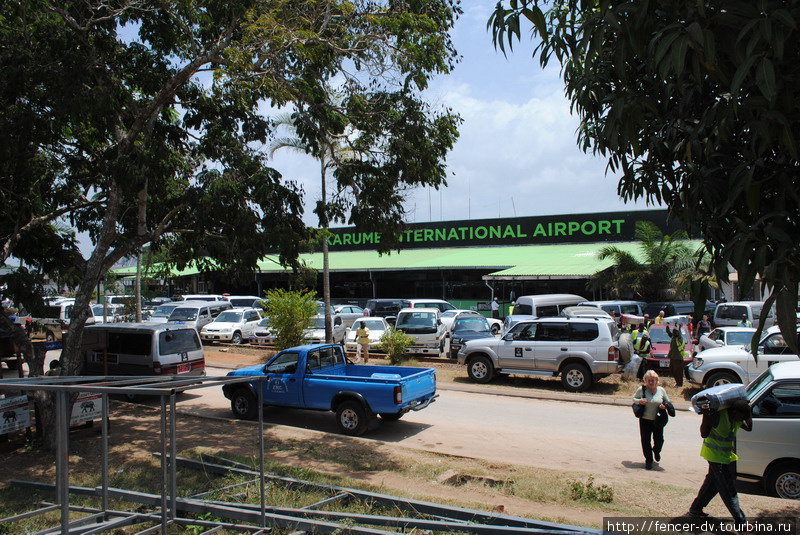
[700,410,740,464]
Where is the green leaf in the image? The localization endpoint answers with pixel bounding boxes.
[755,58,776,101]
[731,54,758,96]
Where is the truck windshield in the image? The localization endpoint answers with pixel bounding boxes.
[396,312,437,333]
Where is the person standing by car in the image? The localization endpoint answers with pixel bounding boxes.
[491,297,500,319]
[654,310,665,325]
[633,370,671,470]
[355,321,371,363]
[666,324,687,387]
[688,399,752,523]
[738,314,752,327]
[697,314,712,338]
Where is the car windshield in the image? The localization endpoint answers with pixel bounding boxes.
[355,320,385,330]
[169,308,198,321]
[648,328,671,344]
[441,310,458,318]
[746,369,775,401]
[453,317,490,333]
[215,311,244,323]
[229,298,257,307]
[151,304,178,318]
[728,331,755,346]
[396,312,436,330]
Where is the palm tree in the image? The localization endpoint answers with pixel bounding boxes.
[587,221,694,302]
[269,112,353,343]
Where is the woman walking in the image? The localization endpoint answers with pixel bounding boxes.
[633,370,671,470]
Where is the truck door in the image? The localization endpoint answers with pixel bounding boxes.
[497,322,537,370]
[260,351,302,407]
[532,321,571,371]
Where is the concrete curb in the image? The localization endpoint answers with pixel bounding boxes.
[206,359,694,412]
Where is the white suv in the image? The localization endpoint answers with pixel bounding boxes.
[457,316,621,392]
[200,308,263,344]
[738,361,800,499]
[688,325,800,388]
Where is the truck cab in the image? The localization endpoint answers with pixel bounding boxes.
[394,307,447,357]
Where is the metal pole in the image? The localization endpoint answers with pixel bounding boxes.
[101,393,109,514]
[258,378,265,528]
[170,392,177,520]
[160,395,167,535]
[55,391,69,530]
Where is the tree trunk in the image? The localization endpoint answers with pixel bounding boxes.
[321,161,332,344]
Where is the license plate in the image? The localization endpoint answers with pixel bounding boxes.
[177,364,190,374]
[658,360,669,368]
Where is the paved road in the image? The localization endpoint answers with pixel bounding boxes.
[170,365,708,488]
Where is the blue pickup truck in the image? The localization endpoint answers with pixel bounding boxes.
[222,343,438,435]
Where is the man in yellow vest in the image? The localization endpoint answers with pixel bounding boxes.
[688,399,752,523]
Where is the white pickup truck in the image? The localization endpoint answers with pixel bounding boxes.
[394,307,447,357]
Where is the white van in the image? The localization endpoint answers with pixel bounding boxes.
[394,307,447,356]
[578,300,645,316]
[166,301,217,331]
[180,294,228,303]
[81,323,205,378]
[512,294,586,318]
[714,301,775,328]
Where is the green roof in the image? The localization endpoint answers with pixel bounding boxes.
[113,241,703,280]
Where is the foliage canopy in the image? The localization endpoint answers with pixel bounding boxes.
[489,0,800,350]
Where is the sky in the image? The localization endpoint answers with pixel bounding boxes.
[270,1,654,229]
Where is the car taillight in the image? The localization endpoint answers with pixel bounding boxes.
[608,346,618,361]
[394,385,402,404]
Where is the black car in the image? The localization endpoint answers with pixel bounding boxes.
[363,299,410,320]
[448,313,494,359]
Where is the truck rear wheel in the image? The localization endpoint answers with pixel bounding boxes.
[230,388,257,420]
[765,461,800,500]
[467,356,494,384]
[336,400,368,436]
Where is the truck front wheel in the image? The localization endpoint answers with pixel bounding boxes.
[467,356,494,384]
[230,388,258,420]
[336,400,368,436]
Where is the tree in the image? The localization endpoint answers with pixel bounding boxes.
[263,289,318,350]
[1,0,462,449]
[588,221,694,302]
[489,0,800,352]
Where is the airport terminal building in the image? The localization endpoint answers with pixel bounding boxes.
[123,209,697,311]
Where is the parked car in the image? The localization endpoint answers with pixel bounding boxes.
[714,301,775,328]
[448,313,494,359]
[457,316,621,392]
[560,306,613,319]
[688,325,800,388]
[36,300,95,342]
[363,298,408,319]
[180,294,228,303]
[501,314,536,334]
[200,308,263,344]
[248,317,275,346]
[222,343,437,435]
[147,302,183,324]
[644,323,694,371]
[404,299,456,313]
[511,294,586,317]
[643,301,697,318]
[334,305,365,328]
[344,317,390,354]
[225,295,265,309]
[91,303,122,324]
[441,309,502,335]
[167,301,217,332]
[737,361,800,499]
[303,314,347,345]
[394,307,447,356]
[578,300,645,316]
[696,327,757,353]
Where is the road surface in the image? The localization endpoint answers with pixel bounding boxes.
[168,365,708,488]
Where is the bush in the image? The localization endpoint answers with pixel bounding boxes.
[263,289,317,350]
[568,475,614,503]
[376,328,416,365]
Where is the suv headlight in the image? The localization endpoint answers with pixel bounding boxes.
[693,357,703,368]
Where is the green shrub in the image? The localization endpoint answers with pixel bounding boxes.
[568,475,614,503]
[376,328,416,365]
[263,289,317,350]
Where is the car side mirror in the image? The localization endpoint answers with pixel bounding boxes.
[716,340,723,346]
[503,333,514,341]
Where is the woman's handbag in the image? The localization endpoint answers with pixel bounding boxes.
[632,387,645,418]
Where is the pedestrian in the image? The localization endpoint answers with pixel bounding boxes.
[654,310,665,325]
[738,315,752,328]
[697,314,712,338]
[666,324,687,387]
[633,370,671,470]
[355,321,371,363]
[687,314,695,340]
[632,333,651,379]
[45,359,61,376]
[688,399,753,524]
[643,313,652,329]
[491,297,500,320]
